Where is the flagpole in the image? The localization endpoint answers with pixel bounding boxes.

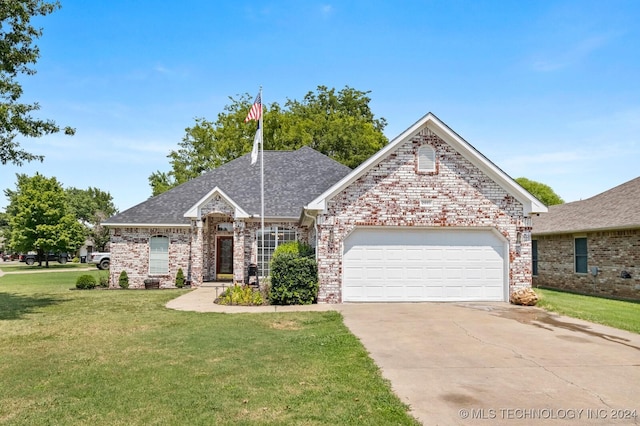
[259,87,264,279]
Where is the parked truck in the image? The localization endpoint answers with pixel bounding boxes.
[89,252,110,270]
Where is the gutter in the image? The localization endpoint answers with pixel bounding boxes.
[302,209,320,261]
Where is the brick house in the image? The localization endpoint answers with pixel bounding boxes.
[104,113,546,302]
[531,177,640,300]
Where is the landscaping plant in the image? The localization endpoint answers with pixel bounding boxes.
[269,241,318,305]
[216,284,264,305]
[118,270,129,289]
[75,274,97,289]
[175,268,185,288]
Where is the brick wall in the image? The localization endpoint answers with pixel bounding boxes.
[315,128,531,303]
[533,229,640,300]
[109,226,193,288]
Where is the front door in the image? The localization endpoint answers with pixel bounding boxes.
[216,236,234,276]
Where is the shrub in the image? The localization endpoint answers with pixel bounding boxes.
[98,272,109,288]
[118,270,129,289]
[175,268,185,288]
[216,284,264,306]
[269,246,318,305]
[72,256,80,263]
[273,241,315,258]
[76,274,97,290]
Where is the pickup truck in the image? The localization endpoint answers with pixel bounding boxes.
[21,252,69,266]
[89,252,110,270]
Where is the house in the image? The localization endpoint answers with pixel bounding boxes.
[104,113,546,303]
[531,177,640,300]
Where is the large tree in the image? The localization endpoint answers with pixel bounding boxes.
[149,86,388,196]
[0,0,74,166]
[516,177,564,206]
[65,187,117,251]
[6,173,85,266]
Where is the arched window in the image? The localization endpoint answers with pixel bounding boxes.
[418,145,436,172]
[149,236,169,274]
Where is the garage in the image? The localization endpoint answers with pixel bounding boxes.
[342,227,507,302]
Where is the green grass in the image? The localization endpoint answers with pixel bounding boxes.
[0,262,92,273]
[0,271,418,425]
[535,288,640,334]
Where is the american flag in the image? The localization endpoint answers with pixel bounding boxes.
[244,92,262,122]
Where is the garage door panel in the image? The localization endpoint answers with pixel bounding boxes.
[343,228,506,302]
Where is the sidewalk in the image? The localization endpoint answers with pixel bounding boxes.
[165,286,339,313]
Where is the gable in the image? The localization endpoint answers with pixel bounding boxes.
[183,187,249,219]
[306,113,547,216]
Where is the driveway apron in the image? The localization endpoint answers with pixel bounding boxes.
[337,302,640,425]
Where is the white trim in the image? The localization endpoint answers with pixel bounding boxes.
[306,112,547,216]
[183,186,250,219]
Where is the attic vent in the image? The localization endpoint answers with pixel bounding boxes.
[418,145,436,172]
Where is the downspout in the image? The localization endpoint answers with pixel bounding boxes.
[302,209,319,261]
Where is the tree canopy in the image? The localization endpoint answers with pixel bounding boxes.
[3,175,117,256]
[149,86,388,196]
[516,177,564,206]
[0,0,74,166]
[6,173,85,265]
[65,187,118,252]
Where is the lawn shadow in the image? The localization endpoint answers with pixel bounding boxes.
[0,292,65,320]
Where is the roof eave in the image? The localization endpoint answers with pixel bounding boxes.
[533,224,640,236]
[102,222,191,228]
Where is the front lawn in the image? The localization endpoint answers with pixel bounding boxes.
[0,262,92,273]
[0,271,418,425]
[535,288,640,334]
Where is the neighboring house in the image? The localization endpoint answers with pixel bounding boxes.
[531,177,640,300]
[104,113,546,303]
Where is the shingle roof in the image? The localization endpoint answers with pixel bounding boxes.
[105,146,352,225]
[532,176,640,235]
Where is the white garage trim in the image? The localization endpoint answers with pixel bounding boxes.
[342,227,508,302]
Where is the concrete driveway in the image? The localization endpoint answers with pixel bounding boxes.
[337,302,640,425]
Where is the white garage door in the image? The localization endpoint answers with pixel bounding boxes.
[343,228,506,302]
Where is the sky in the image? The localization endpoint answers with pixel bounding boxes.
[1,0,639,213]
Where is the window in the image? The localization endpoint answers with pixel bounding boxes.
[257,226,297,277]
[574,237,587,274]
[418,145,436,172]
[532,240,538,276]
[216,222,233,232]
[149,236,169,274]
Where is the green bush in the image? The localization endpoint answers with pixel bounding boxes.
[72,256,80,263]
[98,272,109,288]
[175,268,185,288]
[273,241,315,258]
[118,270,129,289]
[216,284,264,306]
[269,244,318,305]
[76,274,97,290]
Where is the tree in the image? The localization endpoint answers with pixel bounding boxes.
[516,177,564,206]
[65,187,118,252]
[1,0,75,166]
[6,173,85,266]
[149,86,388,195]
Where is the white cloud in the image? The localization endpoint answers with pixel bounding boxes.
[320,4,334,18]
[530,33,615,72]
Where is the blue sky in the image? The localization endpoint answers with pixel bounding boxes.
[1,0,639,212]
